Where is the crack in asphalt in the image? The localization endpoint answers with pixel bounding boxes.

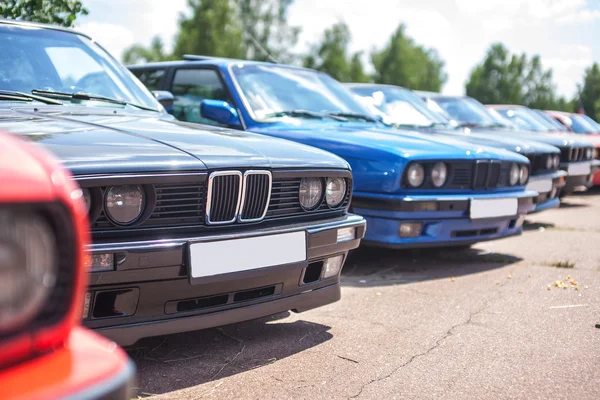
[348,288,504,399]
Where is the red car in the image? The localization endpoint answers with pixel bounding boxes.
[546,111,600,185]
[0,132,134,399]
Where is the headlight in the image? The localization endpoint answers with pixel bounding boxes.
[509,163,520,185]
[299,178,323,211]
[545,155,553,170]
[105,185,145,224]
[431,162,447,187]
[0,211,57,333]
[82,188,92,213]
[586,148,593,159]
[519,165,529,185]
[325,178,347,208]
[553,155,560,168]
[406,163,425,187]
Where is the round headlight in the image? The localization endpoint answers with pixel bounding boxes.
[406,163,425,187]
[586,148,593,159]
[0,212,57,333]
[82,188,92,213]
[519,165,529,185]
[509,163,520,186]
[105,185,145,224]
[299,178,323,211]
[545,155,553,170]
[431,162,447,187]
[553,155,560,169]
[325,178,347,208]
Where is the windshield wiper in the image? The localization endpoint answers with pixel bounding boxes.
[31,90,157,112]
[325,112,378,123]
[0,90,63,105]
[263,110,347,121]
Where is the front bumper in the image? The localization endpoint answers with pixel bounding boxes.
[1,327,133,400]
[84,214,366,346]
[526,171,566,213]
[352,190,536,249]
[561,160,600,192]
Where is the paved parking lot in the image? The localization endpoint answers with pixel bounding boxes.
[129,190,600,399]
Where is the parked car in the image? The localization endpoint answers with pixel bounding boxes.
[490,107,600,186]
[130,57,539,250]
[417,93,598,196]
[347,84,566,213]
[0,131,133,399]
[533,109,571,133]
[0,20,366,346]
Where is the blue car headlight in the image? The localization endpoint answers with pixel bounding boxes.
[509,164,520,186]
[431,162,447,187]
[519,165,529,185]
[406,163,425,187]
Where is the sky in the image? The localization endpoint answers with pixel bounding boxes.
[76,0,600,97]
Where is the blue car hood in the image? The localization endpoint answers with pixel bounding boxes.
[471,127,593,149]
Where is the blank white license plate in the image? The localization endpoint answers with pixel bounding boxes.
[189,231,306,279]
[470,198,518,219]
[526,179,552,193]
[568,162,591,176]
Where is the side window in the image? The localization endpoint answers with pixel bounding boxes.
[170,68,231,125]
[131,68,165,91]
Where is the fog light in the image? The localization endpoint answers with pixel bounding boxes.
[82,292,92,319]
[399,222,423,238]
[416,201,438,211]
[90,253,114,272]
[323,255,345,278]
[337,227,356,243]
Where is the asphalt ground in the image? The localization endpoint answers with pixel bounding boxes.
[128,190,600,400]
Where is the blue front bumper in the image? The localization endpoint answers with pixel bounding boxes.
[526,171,566,214]
[352,190,537,249]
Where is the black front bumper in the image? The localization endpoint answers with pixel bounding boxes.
[83,214,365,346]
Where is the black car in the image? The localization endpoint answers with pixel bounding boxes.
[0,20,365,346]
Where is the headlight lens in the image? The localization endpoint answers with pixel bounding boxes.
[586,148,593,159]
[105,185,145,224]
[325,178,347,208]
[299,178,323,211]
[509,164,520,185]
[553,155,560,168]
[545,155,553,170]
[406,163,425,187]
[0,211,57,333]
[519,165,529,185]
[431,162,447,187]
[82,188,91,213]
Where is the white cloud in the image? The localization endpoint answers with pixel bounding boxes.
[77,22,135,60]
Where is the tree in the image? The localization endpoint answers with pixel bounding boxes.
[302,23,352,81]
[349,52,370,83]
[123,36,173,65]
[0,0,87,27]
[371,24,447,91]
[579,63,600,120]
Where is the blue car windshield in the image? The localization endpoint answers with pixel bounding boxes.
[230,64,374,121]
[430,97,511,128]
[568,114,600,133]
[0,24,160,111]
[534,110,570,132]
[493,108,550,132]
[349,85,450,127]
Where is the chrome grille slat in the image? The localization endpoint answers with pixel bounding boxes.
[206,171,242,224]
[239,171,272,222]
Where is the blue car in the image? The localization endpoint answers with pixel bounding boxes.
[346,83,567,213]
[129,58,537,248]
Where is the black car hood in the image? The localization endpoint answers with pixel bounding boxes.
[0,107,348,175]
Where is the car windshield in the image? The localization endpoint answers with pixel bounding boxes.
[0,24,160,111]
[430,96,511,128]
[534,110,570,132]
[349,85,450,127]
[230,64,376,122]
[493,108,550,132]
[568,114,600,133]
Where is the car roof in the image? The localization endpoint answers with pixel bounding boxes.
[127,57,322,74]
[486,104,526,109]
[0,18,91,40]
[345,83,409,90]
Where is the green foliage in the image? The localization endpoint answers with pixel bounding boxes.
[371,24,447,91]
[349,52,370,83]
[0,0,87,27]
[302,22,352,81]
[580,63,600,121]
[123,36,173,65]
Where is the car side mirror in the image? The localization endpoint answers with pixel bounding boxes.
[200,99,242,128]
[152,90,174,113]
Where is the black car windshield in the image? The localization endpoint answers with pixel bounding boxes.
[567,114,600,133]
[0,24,160,111]
[349,85,450,127]
[493,107,550,132]
[230,64,376,122]
[431,96,511,128]
[534,110,570,132]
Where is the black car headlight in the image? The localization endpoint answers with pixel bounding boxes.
[325,178,347,208]
[431,162,447,187]
[553,155,560,169]
[406,163,425,187]
[81,188,92,213]
[586,148,593,160]
[299,178,323,211]
[509,164,520,186]
[545,155,553,170]
[105,185,145,224]
[0,211,57,334]
[519,165,529,185]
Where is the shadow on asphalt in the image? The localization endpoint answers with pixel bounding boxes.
[341,245,521,288]
[571,186,600,197]
[523,220,555,231]
[128,314,332,397]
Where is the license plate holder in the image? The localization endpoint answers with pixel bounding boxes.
[526,179,552,193]
[470,198,518,219]
[568,162,591,176]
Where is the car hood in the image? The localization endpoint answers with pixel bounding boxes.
[0,107,349,175]
[471,127,593,149]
